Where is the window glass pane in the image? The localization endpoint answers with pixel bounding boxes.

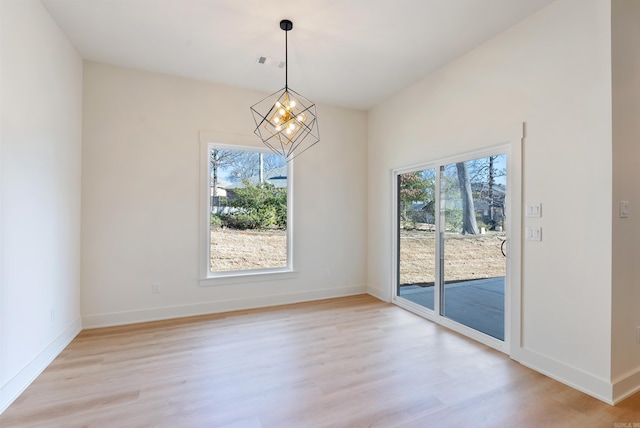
[209,147,288,272]
[440,155,507,340]
[397,168,437,310]
[440,155,507,284]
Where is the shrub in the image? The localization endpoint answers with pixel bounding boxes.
[218,212,261,229]
[210,213,223,229]
[402,219,417,231]
[219,180,287,230]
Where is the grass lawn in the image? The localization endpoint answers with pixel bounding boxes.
[210,228,286,272]
[210,228,506,283]
[400,229,506,286]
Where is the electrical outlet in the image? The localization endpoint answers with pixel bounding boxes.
[324,268,331,278]
[50,307,55,322]
[636,326,640,345]
[152,282,160,293]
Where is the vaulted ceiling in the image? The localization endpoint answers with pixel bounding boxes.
[42,0,555,110]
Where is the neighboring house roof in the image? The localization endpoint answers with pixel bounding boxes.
[211,179,231,197]
[225,165,288,189]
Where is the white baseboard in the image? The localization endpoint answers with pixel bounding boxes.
[512,347,613,404]
[0,318,82,415]
[366,285,389,302]
[83,285,367,329]
[612,366,640,404]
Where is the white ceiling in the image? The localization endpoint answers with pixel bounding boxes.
[42,0,555,110]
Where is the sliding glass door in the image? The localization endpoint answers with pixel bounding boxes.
[396,152,508,344]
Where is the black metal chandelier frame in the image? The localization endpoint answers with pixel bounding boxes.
[250,19,320,162]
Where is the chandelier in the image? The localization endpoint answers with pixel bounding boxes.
[250,20,320,162]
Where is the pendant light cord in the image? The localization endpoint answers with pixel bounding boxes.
[285,28,288,89]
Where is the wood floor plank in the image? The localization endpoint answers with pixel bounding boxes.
[1,294,639,427]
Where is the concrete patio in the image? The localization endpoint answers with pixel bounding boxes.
[398,277,505,340]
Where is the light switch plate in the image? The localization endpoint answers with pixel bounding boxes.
[620,201,629,218]
[526,203,542,218]
[526,227,542,241]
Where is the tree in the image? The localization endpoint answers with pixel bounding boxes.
[398,170,435,221]
[467,155,506,230]
[488,155,496,228]
[210,149,241,199]
[225,152,286,183]
[456,162,479,235]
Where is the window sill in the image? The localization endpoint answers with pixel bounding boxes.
[199,269,299,287]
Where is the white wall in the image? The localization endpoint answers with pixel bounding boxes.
[0,0,83,413]
[367,0,615,402]
[1,0,630,413]
[611,0,640,402]
[81,63,367,327]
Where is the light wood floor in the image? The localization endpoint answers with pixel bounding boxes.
[2,295,639,427]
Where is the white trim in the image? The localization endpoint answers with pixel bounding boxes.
[0,319,82,414]
[612,367,640,404]
[390,167,398,305]
[393,295,437,321]
[198,131,294,281]
[390,126,523,356]
[199,270,299,286]
[513,347,614,405]
[510,123,524,355]
[366,286,388,302]
[82,285,367,329]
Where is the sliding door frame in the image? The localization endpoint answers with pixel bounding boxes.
[391,140,522,355]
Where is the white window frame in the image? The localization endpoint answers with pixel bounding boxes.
[198,131,295,285]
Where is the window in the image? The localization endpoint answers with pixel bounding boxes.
[202,142,292,278]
